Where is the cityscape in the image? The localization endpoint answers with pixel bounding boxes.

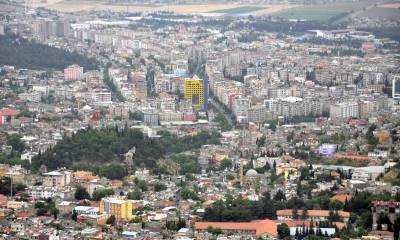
[0,0,399,239]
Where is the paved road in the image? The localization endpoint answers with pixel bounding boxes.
[209,98,234,127]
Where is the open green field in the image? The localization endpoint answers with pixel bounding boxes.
[208,6,266,14]
[275,9,344,21]
[273,0,377,22]
[358,7,400,19]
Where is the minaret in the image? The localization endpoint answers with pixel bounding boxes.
[240,158,244,187]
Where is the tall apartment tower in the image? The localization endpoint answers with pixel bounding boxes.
[184,76,208,110]
[393,75,400,105]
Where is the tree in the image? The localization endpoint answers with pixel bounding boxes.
[181,188,200,201]
[127,191,142,200]
[0,177,26,196]
[92,188,114,201]
[301,208,308,220]
[274,189,286,201]
[0,34,99,71]
[292,207,299,220]
[36,208,48,216]
[268,122,277,131]
[257,135,266,148]
[394,217,400,240]
[219,158,232,170]
[99,163,127,180]
[75,186,90,200]
[50,207,59,219]
[206,226,223,235]
[106,215,116,225]
[278,223,290,239]
[72,210,77,221]
[136,179,148,192]
[154,183,167,192]
[7,134,25,153]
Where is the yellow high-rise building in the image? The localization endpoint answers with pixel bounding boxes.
[99,197,136,221]
[184,78,205,109]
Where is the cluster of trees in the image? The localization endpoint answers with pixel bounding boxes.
[0,135,30,168]
[92,188,115,201]
[204,195,266,222]
[366,124,379,151]
[168,154,200,175]
[293,222,332,239]
[206,226,223,235]
[71,162,127,180]
[157,130,221,154]
[127,190,142,200]
[0,177,26,197]
[31,127,158,175]
[7,134,26,153]
[249,18,336,33]
[154,182,167,192]
[237,31,261,43]
[327,11,350,24]
[126,179,166,200]
[103,63,125,102]
[310,48,364,57]
[297,36,363,49]
[74,185,114,201]
[213,112,232,132]
[35,198,59,219]
[360,27,400,42]
[0,34,98,70]
[165,218,186,231]
[181,188,200,201]
[106,215,116,225]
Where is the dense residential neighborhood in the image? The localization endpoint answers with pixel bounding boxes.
[0,0,399,239]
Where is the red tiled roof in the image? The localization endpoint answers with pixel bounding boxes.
[195,219,277,236]
[16,211,31,219]
[277,209,350,218]
[0,108,20,117]
[331,194,352,203]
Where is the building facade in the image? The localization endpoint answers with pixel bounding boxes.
[184,77,208,110]
[99,197,136,220]
[64,65,84,81]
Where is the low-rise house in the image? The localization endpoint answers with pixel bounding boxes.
[57,201,75,215]
[74,206,100,216]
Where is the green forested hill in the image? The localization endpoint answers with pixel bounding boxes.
[0,34,98,70]
[31,127,220,179]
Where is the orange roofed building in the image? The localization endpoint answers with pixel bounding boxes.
[195,219,278,237]
[331,194,352,203]
[73,171,97,181]
[0,108,20,125]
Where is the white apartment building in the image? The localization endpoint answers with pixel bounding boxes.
[159,110,183,122]
[18,91,42,103]
[232,96,250,118]
[91,89,112,105]
[329,102,359,120]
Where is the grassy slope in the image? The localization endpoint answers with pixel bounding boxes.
[273,1,376,22]
[208,6,266,14]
